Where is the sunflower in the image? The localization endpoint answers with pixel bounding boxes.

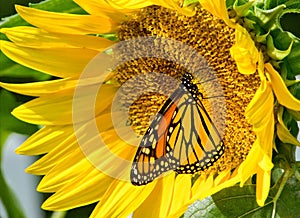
[1,0,300,217]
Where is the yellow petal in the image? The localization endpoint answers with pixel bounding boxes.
[199,0,234,27]
[191,174,213,200]
[258,155,274,172]
[28,112,115,176]
[238,143,261,185]
[265,63,300,110]
[0,79,77,97]
[26,134,78,175]
[73,0,135,21]
[90,180,157,218]
[256,167,271,206]
[133,173,176,218]
[214,170,231,186]
[0,72,115,96]
[241,63,274,205]
[12,84,117,125]
[170,174,228,218]
[103,0,153,9]
[153,0,195,16]
[199,173,240,200]
[15,125,73,155]
[82,129,137,181]
[246,74,273,129]
[42,168,113,210]
[16,5,118,34]
[0,26,114,51]
[230,25,259,74]
[37,150,91,192]
[0,40,98,78]
[168,175,191,216]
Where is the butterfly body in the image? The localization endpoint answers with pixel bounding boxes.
[130,73,224,185]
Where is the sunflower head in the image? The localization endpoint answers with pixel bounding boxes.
[1,0,300,217]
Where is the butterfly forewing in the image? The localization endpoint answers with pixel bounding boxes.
[130,96,181,185]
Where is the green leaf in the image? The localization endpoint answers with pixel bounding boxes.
[64,204,97,218]
[279,10,300,40]
[270,175,300,217]
[0,53,51,82]
[286,44,300,76]
[213,185,274,217]
[0,89,38,135]
[186,173,300,218]
[185,185,273,218]
[0,0,43,19]
[184,197,225,218]
[0,0,86,28]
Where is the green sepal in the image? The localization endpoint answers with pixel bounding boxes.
[288,78,300,99]
[276,107,300,147]
[271,167,284,185]
[254,4,286,31]
[233,0,254,17]
[284,79,300,87]
[275,140,296,168]
[255,29,270,43]
[282,104,299,137]
[269,60,282,69]
[266,34,293,60]
[243,17,256,30]
[287,109,300,121]
[295,165,300,182]
[226,0,235,8]
[183,0,199,7]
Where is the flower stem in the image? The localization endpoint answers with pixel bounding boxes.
[51,211,67,218]
[0,132,26,218]
[271,168,292,218]
[0,170,26,218]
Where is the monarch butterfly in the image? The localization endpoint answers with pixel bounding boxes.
[130,72,225,185]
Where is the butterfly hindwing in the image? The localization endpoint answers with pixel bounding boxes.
[130,94,181,185]
[171,90,224,173]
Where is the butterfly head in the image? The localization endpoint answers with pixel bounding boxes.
[181,73,200,98]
